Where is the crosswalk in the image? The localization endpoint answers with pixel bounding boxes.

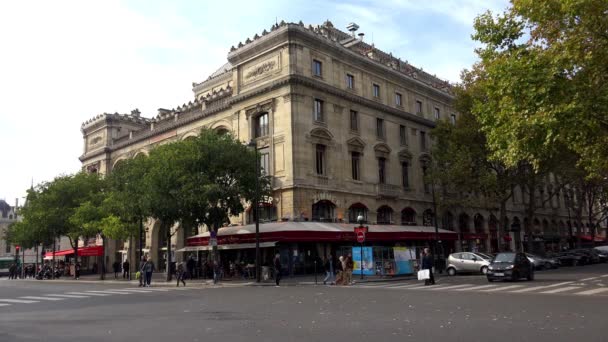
[356,278,608,297]
[0,286,197,308]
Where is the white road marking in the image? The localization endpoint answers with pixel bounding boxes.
[454,284,498,291]
[387,284,425,289]
[481,285,525,292]
[0,304,11,307]
[19,296,65,301]
[575,288,608,295]
[410,284,448,290]
[580,277,599,281]
[428,284,474,291]
[540,286,581,294]
[111,289,156,293]
[510,282,574,293]
[130,288,170,292]
[85,290,130,295]
[66,292,109,296]
[600,274,608,278]
[46,294,90,298]
[0,299,40,304]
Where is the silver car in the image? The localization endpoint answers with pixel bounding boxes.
[447,252,492,276]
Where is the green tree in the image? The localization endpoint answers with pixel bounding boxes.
[466,0,608,178]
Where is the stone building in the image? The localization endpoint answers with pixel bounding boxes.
[79,21,594,274]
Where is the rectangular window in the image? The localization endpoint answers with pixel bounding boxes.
[313,59,322,77]
[450,114,456,124]
[373,84,380,98]
[350,110,358,131]
[422,165,430,194]
[254,113,269,138]
[378,158,386,184]
[416,100,423,115]
[314,99,324,122]
[399,125,407,145]
[5,243,10,254]
[376,118,385,139]
[420,131,427,151]
[434,107,440,120]
[351,152,360,181]
[315,144,326,175]
[346,74,354,89]
[260,151,270,176]
[401,161,409,188]
[395,92,402,106]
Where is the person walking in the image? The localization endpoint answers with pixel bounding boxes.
[186,256,195,280]
[344,254,354,285]
[212,260,220,285]
[335,256,344,285]
[323,256,335,285]
[122,260,130,279]
[421,248,435,286]
[176,262,186,287]
[74,262,81,280]
[142,257,155,287]
[112,260,120,279]
[8,263,16,280]
[273,254,282,286]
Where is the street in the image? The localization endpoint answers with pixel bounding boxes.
[0,263,607,342]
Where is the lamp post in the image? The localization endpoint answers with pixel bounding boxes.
[354,215,368,280]
[248,140,261,283]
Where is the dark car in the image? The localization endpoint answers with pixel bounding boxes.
[487,252,534,282]
[554,252,584,266]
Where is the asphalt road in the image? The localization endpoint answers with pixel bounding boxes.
[1,263,607,342]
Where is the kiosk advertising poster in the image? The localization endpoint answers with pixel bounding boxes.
[393,247,416,275]
[352,246,374,275]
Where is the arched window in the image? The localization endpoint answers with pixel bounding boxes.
[489,215,498,233]
[442,211,454,231]
[247,203,278,223]
[401,208,416,225]
[377,206,393,224]
[348,203,368,223]
[533,218,541,234]
[474,214,485,234]
[459,213,470,233]
[312,200,336,222]
[422,209,434,226]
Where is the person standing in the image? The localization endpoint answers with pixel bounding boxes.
[122,260,130,279]
[421,248,435,286]
[273,254,282,286]
[335,256,344,285]
[176,262,186,287]
[143,257,155,287]
[212,260,220,285]
[344,254,354,285]
[112,260,120,279]
[323,256,335,285]
[8,263,16,279]
[75,262,81,280]
[186,256,195,280]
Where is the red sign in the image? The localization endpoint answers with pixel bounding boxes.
[354,226,368,243]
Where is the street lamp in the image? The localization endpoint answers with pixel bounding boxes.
[354,215,368,280]
[248,140,261,283]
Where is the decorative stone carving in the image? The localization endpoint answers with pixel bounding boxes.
[245,59,276,80]
[245,99,275,118]
[346,137,366,153]
[374,143,392,158]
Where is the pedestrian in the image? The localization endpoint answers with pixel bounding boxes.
[75,262,81,280]
[212,260,220,285]
[186,256,195,280]
[335,256,344,285]
[8,263,16,280]
[421,248,435,286]
[323,256,335,285]
[142,257,155,287]
[273,254,282,286]
[176,262,186,287]
[112,260,120,279]
[122,259,130,279]
[344,254,354,285]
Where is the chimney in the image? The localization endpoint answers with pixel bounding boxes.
[347,22,359,38]
[358,32,365,41]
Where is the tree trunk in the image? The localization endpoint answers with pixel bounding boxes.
[52,233,56,280]
[166,224,172,282]
[73,237,79,279]
[35,244,39,276]
[526,185,535,253]
[499,199,508,252]
[100,235,106,280]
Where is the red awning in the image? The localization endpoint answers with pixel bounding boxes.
[580,235,605,242]
[44,246,104,258]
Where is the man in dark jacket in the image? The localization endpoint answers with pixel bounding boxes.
[421,248,435,286]
[274,254,282,286]
[112,261,121,279]
[122,260,130,279]
[186,256,195,280]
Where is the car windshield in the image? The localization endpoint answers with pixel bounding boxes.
[493,253,515,263]
[476,253,493,260]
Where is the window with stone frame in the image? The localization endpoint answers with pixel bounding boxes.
[399,125,407,145]
[346,74,354,89]
[312,200,336,222]
[314,99,324,122]
[401,161,410,188]
[373,83,380,98]
[434,107,441,120]
[313,59,322,77]
[420,131,427,151]
[401,208,416,225]
[348,203,368,223]
[350,110,358,131]
[377,206,393,224]
[378,157,387,184]
[259,148,270,176]
[415,100,423,115]
[450,113,456,124]
[254,112,269,138]
[315,144,326,175]
[395,92,402,106]
[351,151,361,181]
[376,118,385,139]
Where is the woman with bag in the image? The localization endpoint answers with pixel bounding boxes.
[420,248,435,286]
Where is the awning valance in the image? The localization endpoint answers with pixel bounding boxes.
[43,246,104,259]
[176,241,277,252]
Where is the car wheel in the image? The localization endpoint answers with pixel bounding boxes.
[480,266,488,275]
[487,278,494,282]
[511,271,519,282]
[447,267,456,276]
[527,270,534,281]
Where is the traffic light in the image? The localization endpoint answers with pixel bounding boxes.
[15,246,20,253]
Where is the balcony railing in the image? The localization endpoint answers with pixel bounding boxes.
[376,183,400,198]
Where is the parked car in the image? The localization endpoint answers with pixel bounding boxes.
[591,248,608,263]
[525,253,551,270]
[554,252,586,266]
[487,252,534,282]
[446,252,492,276]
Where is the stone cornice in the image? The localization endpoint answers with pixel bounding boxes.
[80,74,437,163]
[192,71,233,94]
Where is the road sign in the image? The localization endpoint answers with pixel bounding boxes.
[356,231,365,243]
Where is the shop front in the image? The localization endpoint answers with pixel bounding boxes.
[459,233,489,253]
[184,222,457,277]
[43,246,104,275]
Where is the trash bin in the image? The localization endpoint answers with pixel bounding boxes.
[262,266,270,281]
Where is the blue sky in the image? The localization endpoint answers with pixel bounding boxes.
[0,0,509,203]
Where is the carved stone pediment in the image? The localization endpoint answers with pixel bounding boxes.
[309,127,334,142]
[419,153,432,165]
[374,143,392,158]
[245,99,275,118]
[346,137,366,153]
[398,149,413,161]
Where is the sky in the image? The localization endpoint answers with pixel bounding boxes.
[0,0,509,205]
